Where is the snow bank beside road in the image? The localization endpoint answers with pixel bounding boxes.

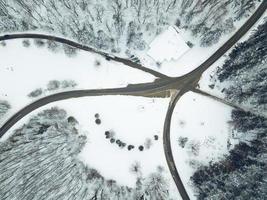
[147,26,190,63]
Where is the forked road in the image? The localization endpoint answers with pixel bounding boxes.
[0,2,266,200]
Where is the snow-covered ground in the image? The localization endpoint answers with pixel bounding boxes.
[0,39,155,125]
[170,91,236,199]
[147,26,190,63]
[141,4,263,77]
[1,95,180,198]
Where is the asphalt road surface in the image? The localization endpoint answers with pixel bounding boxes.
[0,1,266,199]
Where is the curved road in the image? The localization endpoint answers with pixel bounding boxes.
[0,1,266,199]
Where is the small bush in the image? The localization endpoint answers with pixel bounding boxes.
[0,100,11,118]
[86,168,103,181]
[178,137,188,148]
[0,41,6,47]
[154,135,159,140]
[104,131,109,135]
[128,145,134,151]
[208,84,215,89]
[157,165,164,173]
[130,162,141,174]
[63,45,77,57]
[94,60,101,67]
[28,88,43,98]
[22,39,30,47]
[61,80,77,88]
[34,39,45,47]
[116,139,121,145]
[187,140,201,156]
[47,40,59,52]
[156,62,161,68]
[67,116,78,125]
[47,80,61,91]
[175,19,181,27]
[144,138,152,149]
[187,41,194,48]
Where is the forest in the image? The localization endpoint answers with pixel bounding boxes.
[216,20,266,116]
[0,0,260,56]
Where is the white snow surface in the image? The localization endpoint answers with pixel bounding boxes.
[170,91,235,199]
[147,26,190,63]
[67,96,171,187]
[1,95,180,198]
[0,39,155,125]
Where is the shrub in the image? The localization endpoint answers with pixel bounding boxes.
[95,118,101,125]
[61,80,77,88]
[34,39,45,47]
[187,140,200,156]
[86,168,103,181]
[47,40,59,52]
[94,60,101,67]
[128,145,134,151]
[28,88,43,98]
[47,80,61,91]
[0,100,11,118]
[186,41,194,48]
[67,116,78,125]
[154,135,159,140]
[22,39,30,47]
[130,162,141,174]
[144,138,152,149]
[63,45,77,57]
[178,137,188,148]
[0,41,6,47]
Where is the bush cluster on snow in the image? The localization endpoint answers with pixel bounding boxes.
[0,100,10,119]
[0,41,6,47]
[21,38,78,56]
[28,80,77,98]
[22,39,30,47]
[104,131,158,152]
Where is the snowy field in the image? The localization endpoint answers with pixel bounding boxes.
[141,6,262,77]
[170,91,235,199]
[1,95,180,198]
[0,39,155,125]
[147,26,190,63]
